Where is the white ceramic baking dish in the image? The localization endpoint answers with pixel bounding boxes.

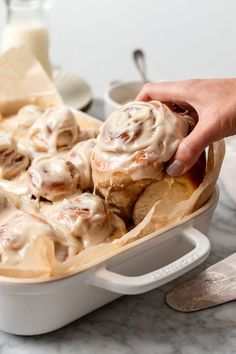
[0,187,219,335]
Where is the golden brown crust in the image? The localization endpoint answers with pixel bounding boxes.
[133,153,206,225]
[92,154,164,219]
[97,177,153,219]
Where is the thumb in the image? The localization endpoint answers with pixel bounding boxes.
[166,122,213,176]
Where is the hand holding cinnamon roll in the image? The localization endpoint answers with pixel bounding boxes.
[91,101,197,218]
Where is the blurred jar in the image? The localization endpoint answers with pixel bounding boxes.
[1,0,52,77]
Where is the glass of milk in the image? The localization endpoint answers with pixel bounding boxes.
[1,0,52,77]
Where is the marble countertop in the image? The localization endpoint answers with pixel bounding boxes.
[0,101,235,354]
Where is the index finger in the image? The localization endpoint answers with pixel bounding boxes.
[135,80,195,104]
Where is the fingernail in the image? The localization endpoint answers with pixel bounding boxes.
[166,160,185,177]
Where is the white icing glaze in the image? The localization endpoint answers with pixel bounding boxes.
[66,138,96,190]
[28,105,80,153]
[92,101,190,181]
[28,155,79,201]
[0,211,75,265]
[49,193,125,248]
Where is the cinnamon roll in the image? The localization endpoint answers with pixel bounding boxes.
[47,193,126,248]
[91,101,192,217]
[0,212,80,272]
[17,104,44,129]
[28,105,80,153]
[28,155,79,201]
[0,132,30,179]
[66,138,96,190]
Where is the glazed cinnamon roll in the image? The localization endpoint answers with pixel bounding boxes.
[17,104,44,129]
[66,138,96,190]
[47,193,126,248]
[28,155,79,201]
[91,101,192,217]
[28,105,80,153]
[0,212,81,270]
[0,132,30,179]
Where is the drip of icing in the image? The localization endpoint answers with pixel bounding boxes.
[66,138,96,190]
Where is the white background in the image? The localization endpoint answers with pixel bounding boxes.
[0,0,236,96]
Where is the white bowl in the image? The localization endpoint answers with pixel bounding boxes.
[104,81,144,118]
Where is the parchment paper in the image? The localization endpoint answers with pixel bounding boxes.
[0,47,62,117]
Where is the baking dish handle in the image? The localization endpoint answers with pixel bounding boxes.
[88,226,210,295]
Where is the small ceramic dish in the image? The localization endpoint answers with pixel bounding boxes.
[104,81,143,118]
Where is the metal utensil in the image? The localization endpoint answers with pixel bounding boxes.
[133,49,148,83]
[166,253,236,312]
